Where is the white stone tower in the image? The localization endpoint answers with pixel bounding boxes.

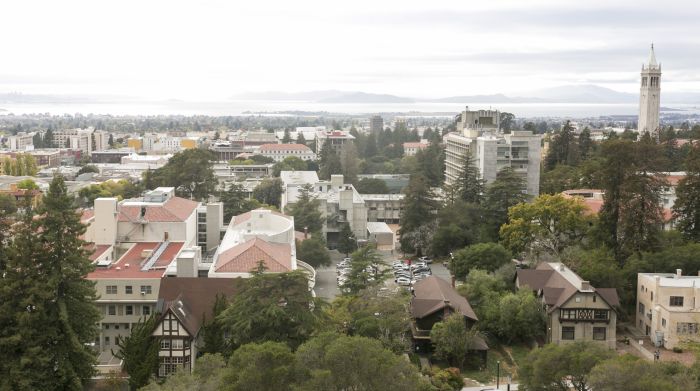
[638,44,661,139]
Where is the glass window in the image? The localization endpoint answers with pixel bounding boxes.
[560,309,576,320]
[104,336,110,345]
[593,310,608,321]
[593,327,606,341]
[670,296,684,307]
[106,285,117,294]
[125,286,133,294]
[662,318,666,327]
[108,305,116,316]
[126,305,133,315]
[160,340,171,349]
[172,339,183,349]
[562,327,575,340]
[639,302,645,314]
[140,285,152,295]
[142,306,151,316]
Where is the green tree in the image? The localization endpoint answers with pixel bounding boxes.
[337,222,357,256]
[113,315,160,390]
[340,142,359,184]
[218,271,322,350]
[140,353,226,391]
[220,182,262,222]
[272,156,309,176]
[200,294,229,356]
[399,174,439,252]
[430,313,483,368]
[431,201,485,257]
[16,178,39,190]
[296,235,331,268]
[77,164,99,176]
[674,145,700,241]
[545,121,579,170]
[252,177,283,207]
[519,341,615,391]
[319,141,343,180]
[453,149,484,204]
[451,243,511,280]
[344,246,390,295]
[108,133,114,147]
[286,183,323,233]
[355,178,390,194]
[482,167,528,241]
[148,148,218,200]
[499,112,516,134]
[222,341,296,391]
[488,289,546,343]
[588,354,696,391]
[297,131,307,146]
[597,138,665,261]
[578,127,593,159]
[294,333,428,391]
[282,128,292,143]
[457,269,508,320]
[500,194,593,258]
[0,175,101,390]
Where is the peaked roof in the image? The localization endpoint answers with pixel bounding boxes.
[516,263,620,313]
[117,197,199,223]
[157,277,242,336]
[411,276,477,321]
[215,237,292,273]
[648,43,658,67]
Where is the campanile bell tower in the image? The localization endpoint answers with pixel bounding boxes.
[638,44,661,140]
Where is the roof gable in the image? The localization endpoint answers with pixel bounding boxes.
[411,276,477,321]
[215,237,292,273]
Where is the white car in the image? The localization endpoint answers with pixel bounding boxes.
[395,277,416,286]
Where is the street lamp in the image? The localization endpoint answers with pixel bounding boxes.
[496,360,500,390]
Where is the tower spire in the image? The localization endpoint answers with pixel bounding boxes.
[648,43,658,68]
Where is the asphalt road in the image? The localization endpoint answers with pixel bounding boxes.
[462,385,518,391]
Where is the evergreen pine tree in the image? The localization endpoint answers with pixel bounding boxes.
[113,315,160,390]
[337,222,357,256]
[200,294,229,356]
[282,128,292,144]
[297,131,307,146]
[674,145,700,241]
[399,174,439,252]
[286,184,324,233]
[0,175,101,390]
[454,149,484,204]
[482,167,528,241]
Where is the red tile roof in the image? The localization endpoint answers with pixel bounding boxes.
[117,197,198,223]
[215,237,292,273]
[86,241,183,279]
[88,244,112,261]
[81,209,95,224]
[259,143,311,152]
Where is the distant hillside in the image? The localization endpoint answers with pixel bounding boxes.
[318,92,414,103]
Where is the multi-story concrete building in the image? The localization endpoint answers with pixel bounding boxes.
[370,115,384,133]
[8,132,35,151]
[362,193,404,224]
[403,140,429,156]
[455,107,500,135]
[639,44,661,139]
[91,149,135,164]
[52,127,108,155]
[258,143,317,162]
[516,262,619,349]
[636,270,700,349]
[315,130,355,155]
[139,133,197,153]
[83,188,226,361]
[445,123,541,197]
[280,172,367,243]
[209,141,245,161]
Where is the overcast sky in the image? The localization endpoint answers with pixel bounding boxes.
[2,0,699,100]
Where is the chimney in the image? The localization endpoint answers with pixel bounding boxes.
[559,264,566,272]
[676,269,682,279]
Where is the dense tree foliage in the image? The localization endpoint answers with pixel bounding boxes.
[219,182,265,222]
[342,246,390,295]
[0,153,38,176]
[114,315,161,390]
[430,313,484,368]
[500,194,593,258]
[223,341,296,391]
[431,201,485,257]
[0,175,101,390]
[146,148,218,200]
[482,167,528,241]
[200,294,229,356]
[218,270,323,350]
[252,177,283,208]
[285,183,323,233]
[399,174,439,252]
[588,354,696,391]
[519,341,615,391]
[674,144,700,240]
[272,156,309,176]
[355,177,390,194]
[78,179,141,207]
[337,222,357,256]
[296,235,331,268]
[451,243,511,279]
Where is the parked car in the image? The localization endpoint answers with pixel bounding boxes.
[395,277,414,286]
[418,256,433,264]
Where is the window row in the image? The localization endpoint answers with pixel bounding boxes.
[160,338,190,349]
[561,326,607,341]
[105,285,152,295]
[159,356,191,377]
[105,304,151,316]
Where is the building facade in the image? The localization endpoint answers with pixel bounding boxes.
[370,115,384,133]
[258,143,317,162]
[637,270,700,349]
[516,262,619,349]
[8,132,34,151]
[315,130,356,155]
[639,44,661,140]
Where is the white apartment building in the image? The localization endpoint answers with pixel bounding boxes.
[637,270,700,349]
[258,143,317,162]
[315,130,356,155]
[52,127,108,155]
[280,172,367,243]
[445,116,541,197]
[8,132,35,151]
